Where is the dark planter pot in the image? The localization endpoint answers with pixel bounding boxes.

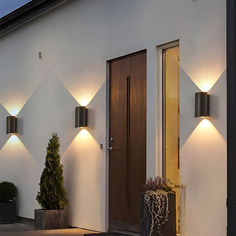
[0,201,17,224]
[141,193,176,236]
[34,209,68,230]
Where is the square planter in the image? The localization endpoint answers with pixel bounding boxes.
[34,209,68,230]
[141,193,176,236]
[0,201,17,224]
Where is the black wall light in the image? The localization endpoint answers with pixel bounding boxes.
[6,116,18,134]
[195,92,210,117]
[75,106,88,127]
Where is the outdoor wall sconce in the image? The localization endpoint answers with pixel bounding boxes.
[195,92,210,117]
[75,106,88,127]
[6,116,18,134]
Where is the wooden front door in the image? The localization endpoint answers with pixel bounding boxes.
[109,51,146,232]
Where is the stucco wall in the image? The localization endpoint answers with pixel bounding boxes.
[0,0,226,235]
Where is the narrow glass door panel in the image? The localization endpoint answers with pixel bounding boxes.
[162,46,180,234]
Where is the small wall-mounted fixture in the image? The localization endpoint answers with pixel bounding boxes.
[6,116,18,134]
[195,92,210,117]
[75,106,88,127]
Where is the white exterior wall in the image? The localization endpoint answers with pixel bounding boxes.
[0,0,226,235]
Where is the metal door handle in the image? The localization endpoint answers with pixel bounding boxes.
[107,147,120,151]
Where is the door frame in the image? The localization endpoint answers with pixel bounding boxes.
[161,43,180,178]
[155,40,179,178]
[227,0,236,235]
[105,49,147,232]
[160,43,180,234]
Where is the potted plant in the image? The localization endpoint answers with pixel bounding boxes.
[35,133,68,230]
[0,181,17,224]
[141,176,177,236]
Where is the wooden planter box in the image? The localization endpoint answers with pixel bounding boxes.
[141,193,176,236]
[34,209,68,230]
[0,201,17,224]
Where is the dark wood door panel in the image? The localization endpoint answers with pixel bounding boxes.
[109,57,130,222]
[129,52,146,223]
[109,51,146,232]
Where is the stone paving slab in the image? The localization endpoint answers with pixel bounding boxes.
[0,227,97,236]
[0,223,33,232]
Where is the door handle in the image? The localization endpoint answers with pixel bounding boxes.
[107,147,120,151]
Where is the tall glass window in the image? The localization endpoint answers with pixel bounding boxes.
[162,46,180,234]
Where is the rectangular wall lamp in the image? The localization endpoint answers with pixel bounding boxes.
[75,106,88,127]
[195,92,210,117]
[6,116,18,134]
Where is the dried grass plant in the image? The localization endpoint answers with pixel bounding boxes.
[143,176,179,236]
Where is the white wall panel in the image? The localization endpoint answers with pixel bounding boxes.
[0,0,226,234]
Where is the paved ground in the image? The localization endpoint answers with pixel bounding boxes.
[0,223,33,232]
[0,223,97,236]
[0,223,138,236]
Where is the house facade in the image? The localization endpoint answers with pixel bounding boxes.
[0,0,230,235]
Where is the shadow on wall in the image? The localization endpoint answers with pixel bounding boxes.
[62,129,105,228]
[0,104,11,149]
[16,77,79,159]
[0,133,40,218]
[0,75,106,221]
[87,82,106,143]
[60,82,106,228]
[179,64,227,236]
[180,118,226,236]
[180,65,226,148]
[0,76,106,156]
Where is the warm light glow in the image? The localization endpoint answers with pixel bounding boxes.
[79,100,90,107]
[198,119,212,129]
[62,127,100,157]
[78,128,90,138]
[1,134,36,163]
[8,107,21,116]
[8,135,20,144]
[199,83,212,92]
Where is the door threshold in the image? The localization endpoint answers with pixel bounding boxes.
[86,231,139,236]
[109,230,140,236]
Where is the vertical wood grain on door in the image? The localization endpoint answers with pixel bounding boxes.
[109,51,146,232]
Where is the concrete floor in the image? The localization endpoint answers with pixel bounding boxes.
[0,223,97,236]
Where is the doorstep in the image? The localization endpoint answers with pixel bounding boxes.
[87,233,138,236]
[0,228,98,236]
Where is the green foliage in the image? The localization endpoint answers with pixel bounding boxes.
[0,181,17,202]
[36,133,68,210]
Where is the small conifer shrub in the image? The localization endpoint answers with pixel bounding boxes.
[0,181,17,202]
[36,133,67,210]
